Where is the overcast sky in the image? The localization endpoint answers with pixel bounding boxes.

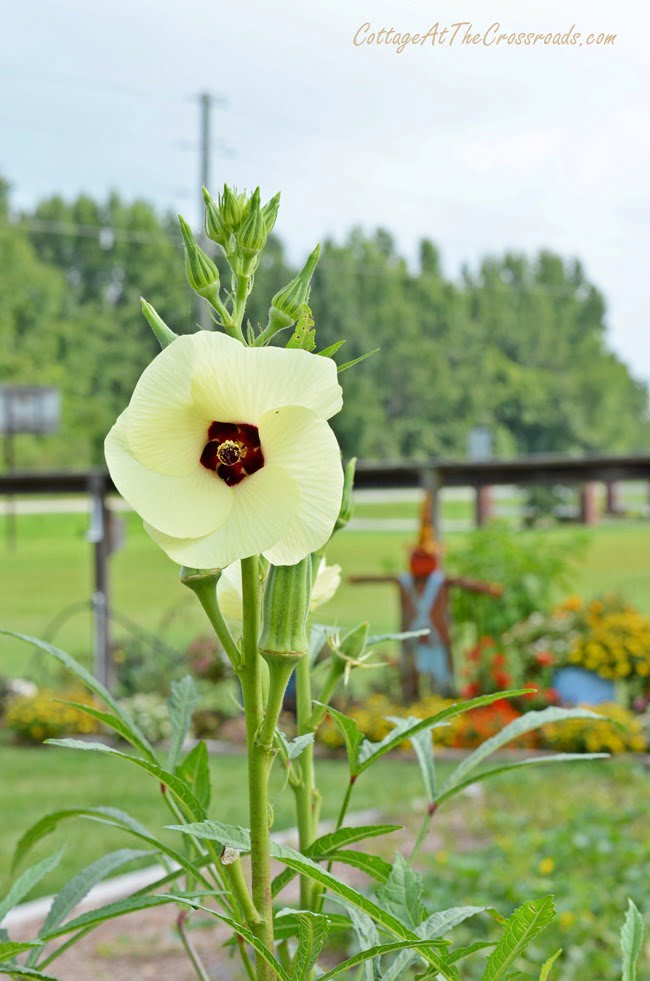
[3,0,649,387]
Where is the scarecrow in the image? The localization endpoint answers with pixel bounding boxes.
[352,495,502,700]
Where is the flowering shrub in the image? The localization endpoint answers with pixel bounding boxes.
[544,703,647,754]
[319,693,647,753]
[565,596,650,684]
[117,692,173,745]
[460,636,559,711]
[5,689,100,743]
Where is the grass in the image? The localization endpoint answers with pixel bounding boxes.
[0,741,433,901]
[1,510,650,680]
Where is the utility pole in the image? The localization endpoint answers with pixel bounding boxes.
[196,91,224,329]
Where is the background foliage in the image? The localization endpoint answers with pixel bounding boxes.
[2,180,648,468]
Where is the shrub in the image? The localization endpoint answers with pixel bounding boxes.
[5,689,100,743]
[544,703,647,754]
[117,692,173,745]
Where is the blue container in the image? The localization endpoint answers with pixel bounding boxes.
[552,666,615,706]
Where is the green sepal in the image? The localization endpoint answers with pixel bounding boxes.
[140,298,177,348]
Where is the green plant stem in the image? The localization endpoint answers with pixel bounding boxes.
[310,664,343,729]
[238,935,257,981]
[223,856,261,926]
[409,806,436,862]
[177,910,211,981]
[185,574,241,669]
[239,555,275,980]
[293,654,317,908]
[209,294,244,341]
[233,274,251,333]
[335,774,357,831]
[313,773,357,914]
[256,658,295,751]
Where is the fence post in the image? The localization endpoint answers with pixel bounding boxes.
[88,474,113,691]
[475,485,493,527]
[579,483,598,526]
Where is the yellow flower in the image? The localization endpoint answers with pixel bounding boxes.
[105,331,344,567]
[538,857,555,876]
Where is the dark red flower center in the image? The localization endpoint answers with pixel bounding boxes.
[200,421,264,486]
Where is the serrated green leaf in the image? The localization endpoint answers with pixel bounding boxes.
[166,819,251,852]
[356,692,530,775]
[539,947,562,979]
[316,704,365,776]
[0,942,43,963]
[325,850,392,883]
[482,895,556,981]
[376,854,425,928]
[383,906,487,981]
[621,899,644,981]
[274,911,349,941]
[434,754,608,807]
[46,740,204,821]
[266,843,459,980]
[179,741,211,812]
[0,851,64,925]
[366,629,429,646]
[40,894,179,941]
[0,630,154,760]
[309,824,402,858]
[337,349,380,372]
[284,733,315,762]
[266,824,400,899]
[410,726,437,802]
[52,701,153,760]
[316,939,449,981]
[448,940,496,965]
[439,708,604,798]
[290,910,330,980]
[317,340,346,358]
[0,966,60,980]
[166,676,199,772]
[162,896,290,980]
[40,849,152,938]
[338,903,380,981]
[12,807,210,888]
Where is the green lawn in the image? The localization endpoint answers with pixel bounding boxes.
[1,510,650,680]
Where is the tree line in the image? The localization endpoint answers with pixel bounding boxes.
[1,180,648,469]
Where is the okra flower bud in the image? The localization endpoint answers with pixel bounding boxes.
[202,187,229,250]
[261,192,281,234]
[270,244,321,328]
[219,185,249,233]
[179,215,221,307]
[238,188,267,270]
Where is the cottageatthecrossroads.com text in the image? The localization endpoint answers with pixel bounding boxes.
[353,22,617,52]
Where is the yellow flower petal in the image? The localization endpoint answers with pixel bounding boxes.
[258,405,343,565]
[190,332,342,423]
[105,410,233,538]
[144,464,296,568]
